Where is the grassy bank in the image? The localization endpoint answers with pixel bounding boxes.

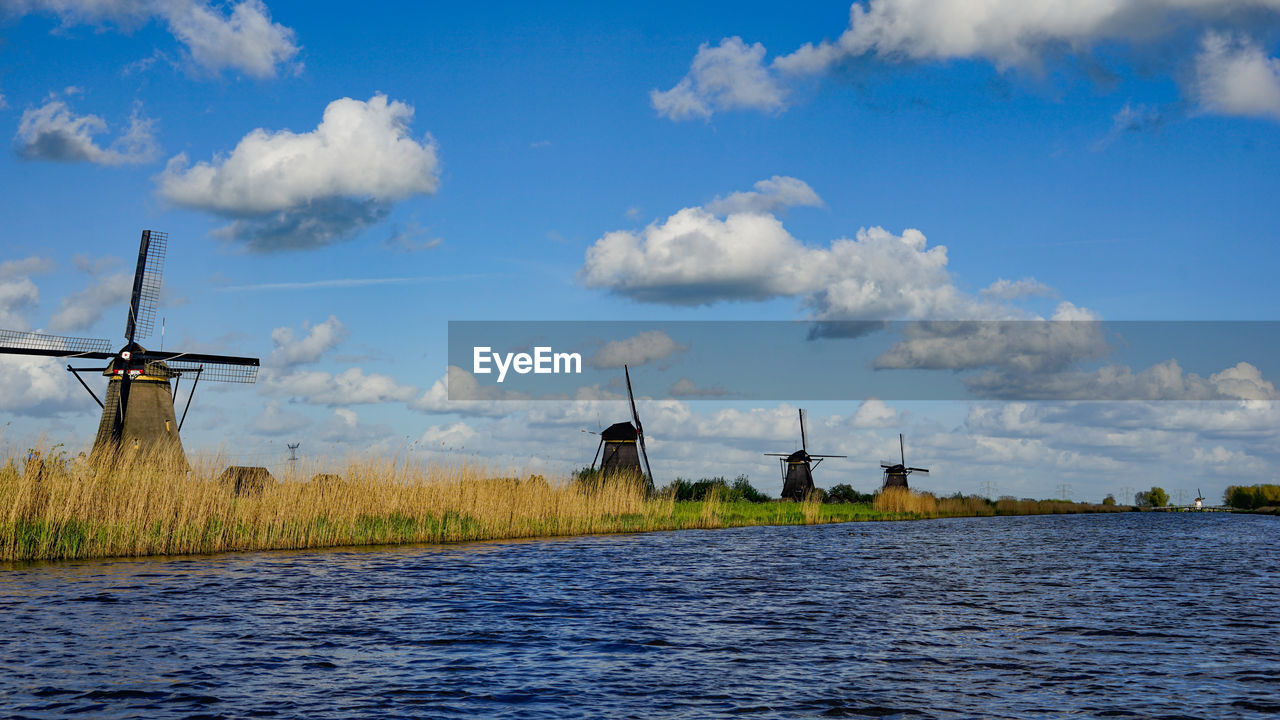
[2,447,1124,562]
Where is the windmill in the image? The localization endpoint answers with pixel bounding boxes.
[588,364,654,490]
[881,433,928,489]
[1194,488,1205,510]
[765,409,845,501]
[0,230,259,464]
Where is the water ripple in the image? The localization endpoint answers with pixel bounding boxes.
[1,513,1278,718]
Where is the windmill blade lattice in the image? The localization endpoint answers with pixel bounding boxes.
[126,230,166,342]
[165,360,259,383]
[0,329,113,358]
[625,364,654,484]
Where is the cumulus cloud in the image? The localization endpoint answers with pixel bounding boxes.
[250,399,310,435]
[965,358,1278,402]
[10,0,300,78]
[874,304,1108,373]
[657,1,1280,122]
[0,354,83,415]
[314,408,392,445]
[15,98,157,165]
[704,176,823,216]
[981,277,1055,301]
[669,378,729,398]
[851,398,898,428]
[588,330,689,369]
[579,177,982,320]
[48,271,132,332]
[157,94,439,251]
[409,365,530,416]
[1195,32,1280,120]
[262,367,418,405]
[651,37,788,120]
[580,205,815,305]
[0,257,55,329]
[419,421,480,450]
[267,315,347,367]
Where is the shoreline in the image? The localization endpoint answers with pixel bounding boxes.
[2,496,1132,564]
[0,447,1151,564]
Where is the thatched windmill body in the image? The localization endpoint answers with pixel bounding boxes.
[0,230,260,463]
[588,365,654,489]
[881,433,929,489]
[765,409,845,501]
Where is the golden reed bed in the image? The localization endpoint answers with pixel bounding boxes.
[1,446,1124,562]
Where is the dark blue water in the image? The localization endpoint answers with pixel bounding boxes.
[2,513,1278,719]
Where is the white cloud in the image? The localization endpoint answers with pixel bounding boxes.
[250,399,310,435]
[157,94,439,251]
[262,367,417,405]
[1195,32,1280,120]
[965,359,1278,402]
[588,330,689,369]
[981,277,1055,300]
[267,315,347,367]
[160,0,300,78]
[651,37,788,120]
[874,304,1107,373]
[48,271,132,332]
[704,176,823,216]
[10,0,299,78]
[658,1,1280,122]
[779,0,1280,71]
[0,257,54,329]
[580,205,815,305]
[851,398,898,428]
[409,365,530,416]
[315,407,392,445]
[419,421,480,450]
[669,378,729,398]
[579,178,984,320]
[15,98,157,166]
[0,355,83,415]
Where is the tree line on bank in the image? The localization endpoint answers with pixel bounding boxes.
[1223,484,1280,510]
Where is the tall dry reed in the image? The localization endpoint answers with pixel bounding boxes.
[1,446,662,561]
[0,446,1129,562]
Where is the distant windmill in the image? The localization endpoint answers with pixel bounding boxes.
[765,409,845,501]
[588,364,654,490]
[1194,488,1205,510]
[881,433,929,489]
[0,230,260,464]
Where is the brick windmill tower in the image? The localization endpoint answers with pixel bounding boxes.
[765,409,845,501]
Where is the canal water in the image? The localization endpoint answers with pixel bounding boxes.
[1,513,1277,719]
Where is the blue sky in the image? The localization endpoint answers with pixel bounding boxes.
[2,0,1279,503]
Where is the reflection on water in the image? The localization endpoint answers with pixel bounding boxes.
[2,513,1278,718]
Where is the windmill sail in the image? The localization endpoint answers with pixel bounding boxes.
[626,364,655,486]
[125,230,166,342]
[767,408,845,501]
[881,433,929,488]
[0,329,113,358]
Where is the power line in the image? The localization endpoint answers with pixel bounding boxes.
[1057,483,1072,501]
[980,481,997,499]
[287,442,300,474]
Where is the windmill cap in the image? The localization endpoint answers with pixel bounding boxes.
[601,421,638,441]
